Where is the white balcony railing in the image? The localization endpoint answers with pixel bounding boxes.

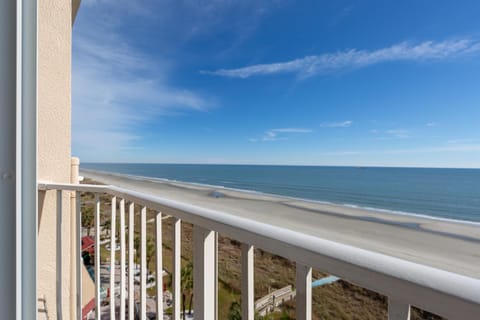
[38,181,480,320]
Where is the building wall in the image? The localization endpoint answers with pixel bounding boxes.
[37,0,75,318]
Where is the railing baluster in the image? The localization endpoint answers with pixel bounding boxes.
[172,218,181,320]
[36,182,480,320]
[128,202,135,320]
[193,226,217,320]
[56,190,63,320]
[120,199,126,319]
[295,263,312,320]
[388,298,411,320]
[76,191,82,320]
[110,196,116,319]
[241,244,254,320]
[141,206,147,319]
[94,194,101,320]
[156,212,163,319]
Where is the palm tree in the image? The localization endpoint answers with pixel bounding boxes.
[228,301,241,320]
[134,235,156,273]
[145,237,155,272]
[81,206,94,237]
[181,262,193,319]
[134,235,140,264]
[102,219,111,236]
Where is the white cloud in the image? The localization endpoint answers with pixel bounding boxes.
[320,121,353,128]
[72,8,211,161]
[82,0,286,56]
[447,138,480,144]
[385,129,410,139]
[383,144,480,154]
[270,128,313,133]
[315,144,480,157]
[317,151,361,156]
[426,122,437,127]
[249,127,312,142]
[203,39,480,78]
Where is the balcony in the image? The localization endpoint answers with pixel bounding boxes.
[37,180,480,320]
[2,1,479,319]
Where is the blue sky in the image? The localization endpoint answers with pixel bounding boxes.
[73,1,480,167]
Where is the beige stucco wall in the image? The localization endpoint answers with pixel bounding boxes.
[37,0,75,318]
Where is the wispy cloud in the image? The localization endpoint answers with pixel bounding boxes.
[315,144,480,157]
[447,138,480,144]
[72,6,211,161]
[83,0,286,57]
[426,122,437,127]
[320,120,353,128]
[250,128,312,142]
[385,129,411,139]
[269,128,313,133]
[317,151,361,156]
[202,39,480,78]
[383,144,480,154]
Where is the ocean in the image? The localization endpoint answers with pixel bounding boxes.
[81,163,480,223]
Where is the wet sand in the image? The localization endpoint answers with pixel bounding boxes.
[81,169,480,278]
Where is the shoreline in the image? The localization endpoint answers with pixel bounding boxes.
[80,169,480,278]
[81,168,480,226]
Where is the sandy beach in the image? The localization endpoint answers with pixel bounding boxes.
[81,169,480,279]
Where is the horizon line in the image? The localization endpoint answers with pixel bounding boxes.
[79,161,480,170]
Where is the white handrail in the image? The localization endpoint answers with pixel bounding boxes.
[38,181,480,319]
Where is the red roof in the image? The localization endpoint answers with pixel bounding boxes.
[82,298,95,320]
[81,236,95,251]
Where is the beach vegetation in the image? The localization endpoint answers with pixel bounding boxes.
[81,206,94,237]
[181,262,194,318]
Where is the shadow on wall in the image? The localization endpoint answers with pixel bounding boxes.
[38,191,46,229]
